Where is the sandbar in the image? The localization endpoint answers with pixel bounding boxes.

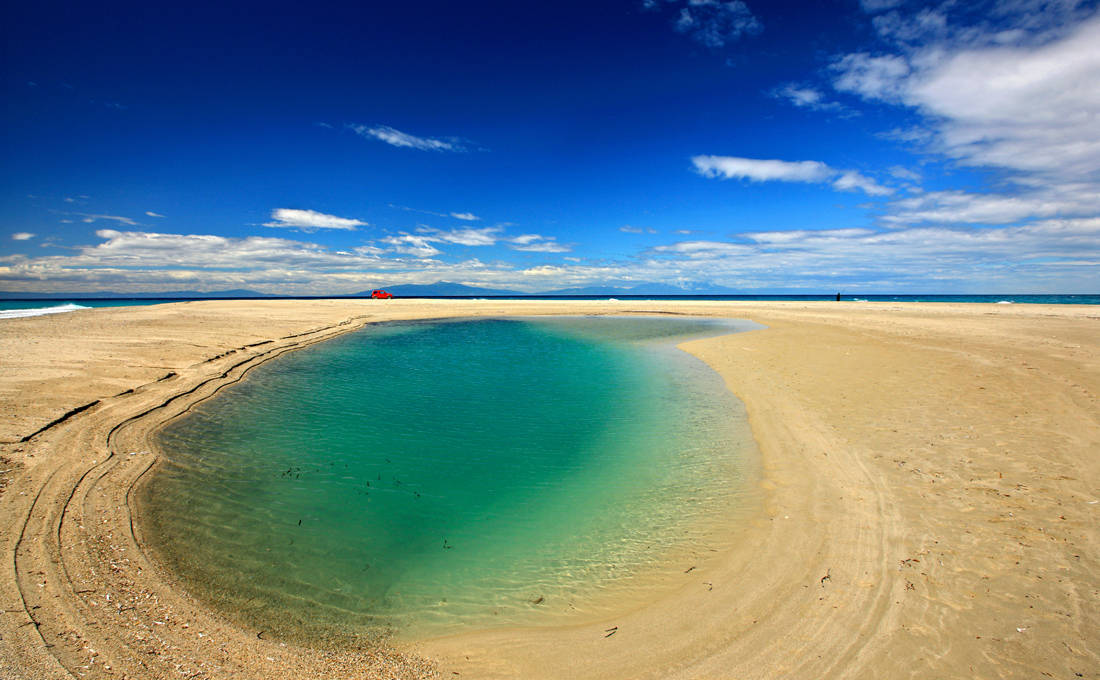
[1,299,1097,679]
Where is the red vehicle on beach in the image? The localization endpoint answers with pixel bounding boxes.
[370,289,393,299]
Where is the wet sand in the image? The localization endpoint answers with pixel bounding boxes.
[1,299,1097,679]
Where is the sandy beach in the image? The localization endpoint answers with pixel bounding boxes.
[1,299,1096,679]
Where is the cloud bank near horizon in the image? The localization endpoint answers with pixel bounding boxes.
[2,216,1095,295]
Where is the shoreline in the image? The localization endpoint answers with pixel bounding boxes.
[1,300,1097,679]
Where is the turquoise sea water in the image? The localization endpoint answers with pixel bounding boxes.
[141,316,761,640]
[1,293,1097,319]
[0,299,160,318]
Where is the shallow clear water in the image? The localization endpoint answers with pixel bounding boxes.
[141,316,761,640]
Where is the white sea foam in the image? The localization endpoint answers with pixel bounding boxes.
[0,303,91,319]
[997,300,1014,304]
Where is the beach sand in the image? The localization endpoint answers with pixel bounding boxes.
[1,300,1096,679]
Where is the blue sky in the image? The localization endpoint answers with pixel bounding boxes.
[2,0,1098,294]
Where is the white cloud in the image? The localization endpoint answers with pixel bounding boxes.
[416,226,503,247]
[39,230,404,271]
[508,234,572,252]
[903,17,1100,178]
[145,211,165,218]
[643,217,1100,290]
[773,84,824,107]
[12,232,35,240]
[620,225,658,234]
[263,208,367,231]
[832,53,911,100]
[882,186,1099,225]
[833,8,1100,226]
[510,234,543,245]
[0,230,526,294]
[871,8,950,45]
[653,240,754,257]
[650,0,763,48]
[450,212,480,221]
[403,225,571,253]
[348,124,464,152]
[1,220,1096,294]
[381,234,442,258]
[833,170,895,196]
[693,155,833,183]
[693,155,893,195]
[74,213,139,226]
[770,83,851,113]
[889,165,922,182]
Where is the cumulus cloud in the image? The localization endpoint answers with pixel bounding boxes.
[904,18,1100,179]
[381,234,442,257]
[263,208,367,231]
[620,225,658,234]
[833,6,1100,226]
[1,220,1096,294]
[693,155,894,195]
[832,53,911,100]
[833,170,895,196]
[12,232,35,240]
[348,124,464,152]
[0,229,536,294]
[644,217,1100,290]
[43,230,398,271]
[882,185,1099,225]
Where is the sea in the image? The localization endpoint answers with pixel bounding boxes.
[1,293,1098,320]
[139,316,763,641]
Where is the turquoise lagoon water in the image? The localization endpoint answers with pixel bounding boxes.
[141,316,762,640]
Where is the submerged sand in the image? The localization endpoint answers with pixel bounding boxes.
[0,300,1096,679]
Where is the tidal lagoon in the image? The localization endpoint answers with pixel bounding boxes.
[141,316,762,640]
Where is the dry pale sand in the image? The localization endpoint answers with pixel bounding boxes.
[0,299,1096,679]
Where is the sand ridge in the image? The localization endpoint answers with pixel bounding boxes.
[1,300,1097,679]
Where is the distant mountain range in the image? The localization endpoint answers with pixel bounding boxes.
[0,281,745,299]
